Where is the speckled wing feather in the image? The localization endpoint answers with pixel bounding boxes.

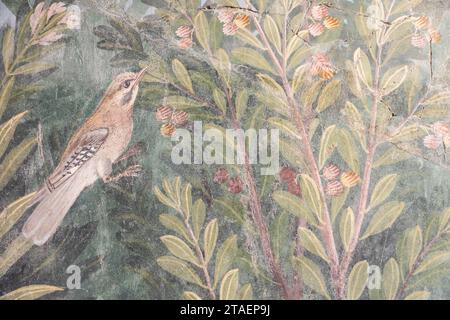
[46,128,109,191]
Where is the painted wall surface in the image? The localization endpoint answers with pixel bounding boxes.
[0,0,449,300]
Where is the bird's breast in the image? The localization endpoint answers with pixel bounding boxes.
[101,122,133,163]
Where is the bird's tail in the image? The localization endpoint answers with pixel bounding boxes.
[22,175,86,246]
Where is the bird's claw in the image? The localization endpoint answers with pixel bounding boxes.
[105,165,143,183]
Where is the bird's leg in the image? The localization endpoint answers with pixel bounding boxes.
[113,142,145,164]
[104,164,143,183]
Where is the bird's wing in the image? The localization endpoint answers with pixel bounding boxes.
[46,128,109,191]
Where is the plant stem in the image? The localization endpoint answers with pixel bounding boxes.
[249,7,341,297]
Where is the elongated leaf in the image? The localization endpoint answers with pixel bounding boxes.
[319,125,336,168]
[194,12,210,52]
[354,48,372,88]
[165,96,206,109]
[232,47,275,74]
[0,137,36,191]
[203,219,218,263]
[235,28,264,49]
[182,291,202,300]
[316,80,341,112]
[369,174,398,209]
[404,226,423,272]
[336,128,360,173]
[292,64,307,92]
[159,214,191,244]
[301,80,322,107]
[339,208,354,252]
[383,258,400,300]
[213,88,227,115]
[414,251,450,275]
[11,62,54,76]
[213,198,245,224]
[180,183,192,219]
[160,235,199,266]
[157,256,204,287]
[347,260,369,300]
[300,174,323,223]
[220,269,239,300]
[0,77,15,119]
[381,66,408,96]
[271,211,290,262]
[272,191,317,226]
[0,111,28,158]
[2,27,14,73]
[294,256,330,299]
[154,186,176,209]
[331,188,349,223]
[268,117,301,140]
[298,227,329,262]
[235,89,249,121]
[172,59,194,94]
[404,291,430,300]
[192,199,206,240]
[421,91,450,105]
[361,201,405,240]
[0,285,63,300]
[0,192,36,240]
[373,146,412,168]
[264,15,281,53]
[239,283,253,300]
[213,235,238,287]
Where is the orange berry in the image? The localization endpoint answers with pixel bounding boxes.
[341,171,360,188]
[234,14,250,28]
[429,28,441,43]
[323,16,340,29]
[414,16,429,29]
[160,123,176,137]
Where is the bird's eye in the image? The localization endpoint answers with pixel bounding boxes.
[123,80,132,89]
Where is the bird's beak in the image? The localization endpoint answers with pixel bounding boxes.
[132,67,149,88]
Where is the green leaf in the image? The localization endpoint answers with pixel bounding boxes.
[11,62,54,76]
[154,186,176,209]
[160,235,199,266]
[213,235,238,288]
[203,219,218,263]
[294,256,330,299]
[361,201,405,240]
[232,47,275,74]
[280,138,307,169]
[213,198,245,225]
[172,59,194,94]
[383,16,413,43]
[388,124,426,143]
[268,117,301,141]
[270,211,290,262]
[347,260,369,300]
[331,188,349,223]
[383,258,400,300]
[220,269,239,300]
[380,66,408,96]
[0,192,37,240]
[0,137,36,191]
[0,285,63,300]
[291,64,307,92]
[299,174,323,223]
[0,77,15,119]
[235,28,264,49]
[318,125,336,169]
[343,101,366,149]
[369,174,398,209]
[157,256,204,287]
[316,80,341,112]
[235,89,249,121]
[2,27,15,73]
[165,96,206,109]
[404,226,423,272]
[257,73,284,94]
[272,191,318,226]
[180,183,192,219]
[373,146,412,168]
[404,291,430,300]
[300,80,323,107]
[212,48,231,84]
[298,227,329,262]
[421,91,450,105]
[159,214,191,244]
[239,283,253,300]
[194,12,210,52]
[213,88,227,115]
[0,111,28,159]
[192,199,206,240]
[339,208,354,252]
[264,15,282,53]
[182,291,202,300]
[354,48,372,88]
[414,251,450,275]
[336,128,360,173]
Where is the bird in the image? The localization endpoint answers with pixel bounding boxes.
[22,67,148,246]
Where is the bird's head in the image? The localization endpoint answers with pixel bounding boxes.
[106,67,148,108]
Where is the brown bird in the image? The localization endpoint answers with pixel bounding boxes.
[22,67,148,246]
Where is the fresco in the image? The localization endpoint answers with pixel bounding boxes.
[0,0,449,300]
